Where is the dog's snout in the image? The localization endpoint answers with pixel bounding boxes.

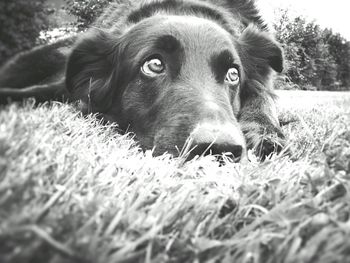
[186,122,245,161]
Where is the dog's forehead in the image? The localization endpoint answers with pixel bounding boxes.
[125,15,235,52]
[166,16,234,48]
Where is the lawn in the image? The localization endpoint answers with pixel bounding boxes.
[0,90,350,263]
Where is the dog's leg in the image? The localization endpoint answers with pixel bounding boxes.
[0,37,75,105]
[0,80,70,105]
[0,37,75,88]
[238,91,286,159]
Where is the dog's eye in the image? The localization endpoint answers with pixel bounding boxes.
[141,58,165,76]
[225,68,240,85]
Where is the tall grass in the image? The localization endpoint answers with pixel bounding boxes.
[0,91,350,263]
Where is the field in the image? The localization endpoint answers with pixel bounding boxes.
[0,90,350,263]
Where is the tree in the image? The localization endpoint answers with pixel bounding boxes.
[0,0,53,64]
[302,22,338,90]
[274,8,350,91]
[323,29,350,89]
[274,14,312,88]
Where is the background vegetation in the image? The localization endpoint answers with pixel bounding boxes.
[63,0,113,30]
[0,0,349,90]
[0,0,54,65]
[274,10,350,91]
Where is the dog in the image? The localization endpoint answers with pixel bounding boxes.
[0,0,286,161]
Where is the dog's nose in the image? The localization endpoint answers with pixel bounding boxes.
[186,122,245,161]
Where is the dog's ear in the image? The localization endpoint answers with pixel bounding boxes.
[238,25,283,75]
[66,29,119,112]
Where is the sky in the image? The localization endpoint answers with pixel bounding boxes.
[257,0,350,40]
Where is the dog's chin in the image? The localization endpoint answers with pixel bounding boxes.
[130,130,181,157]
[151,139,186,158]
[149,131,188,158]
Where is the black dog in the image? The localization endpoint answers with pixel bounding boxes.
[0,0,285,161]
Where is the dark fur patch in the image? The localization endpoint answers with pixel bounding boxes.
[210,50,237,83]
[237,25,283,102]
[152,35,185,79]
[65,30,119,112]
[153,35,182,54]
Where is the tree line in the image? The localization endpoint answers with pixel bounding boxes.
[274,9,350,91]
[0,0,349,91]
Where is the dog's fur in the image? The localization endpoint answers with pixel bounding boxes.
[0,0,286,161]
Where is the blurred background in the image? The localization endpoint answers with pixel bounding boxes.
[0,0,349,91]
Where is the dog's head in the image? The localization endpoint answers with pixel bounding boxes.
[66,1,283,161]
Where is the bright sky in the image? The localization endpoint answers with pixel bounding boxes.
[256,0,350,40]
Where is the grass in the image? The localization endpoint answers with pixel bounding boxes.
[0,90,350,263]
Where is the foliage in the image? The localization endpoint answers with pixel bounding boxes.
[274,9,350,91]
[324,29,350,88]
[63,0,114,30]
[0,0,54,64]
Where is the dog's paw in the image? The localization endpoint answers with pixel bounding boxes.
[254,132,286,160]
[241,122,287,160]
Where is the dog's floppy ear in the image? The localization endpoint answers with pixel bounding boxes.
[238,25,283,75]
[66,29,119,112]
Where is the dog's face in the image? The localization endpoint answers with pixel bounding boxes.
[120,16,245,158]
[66,11,283,160]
